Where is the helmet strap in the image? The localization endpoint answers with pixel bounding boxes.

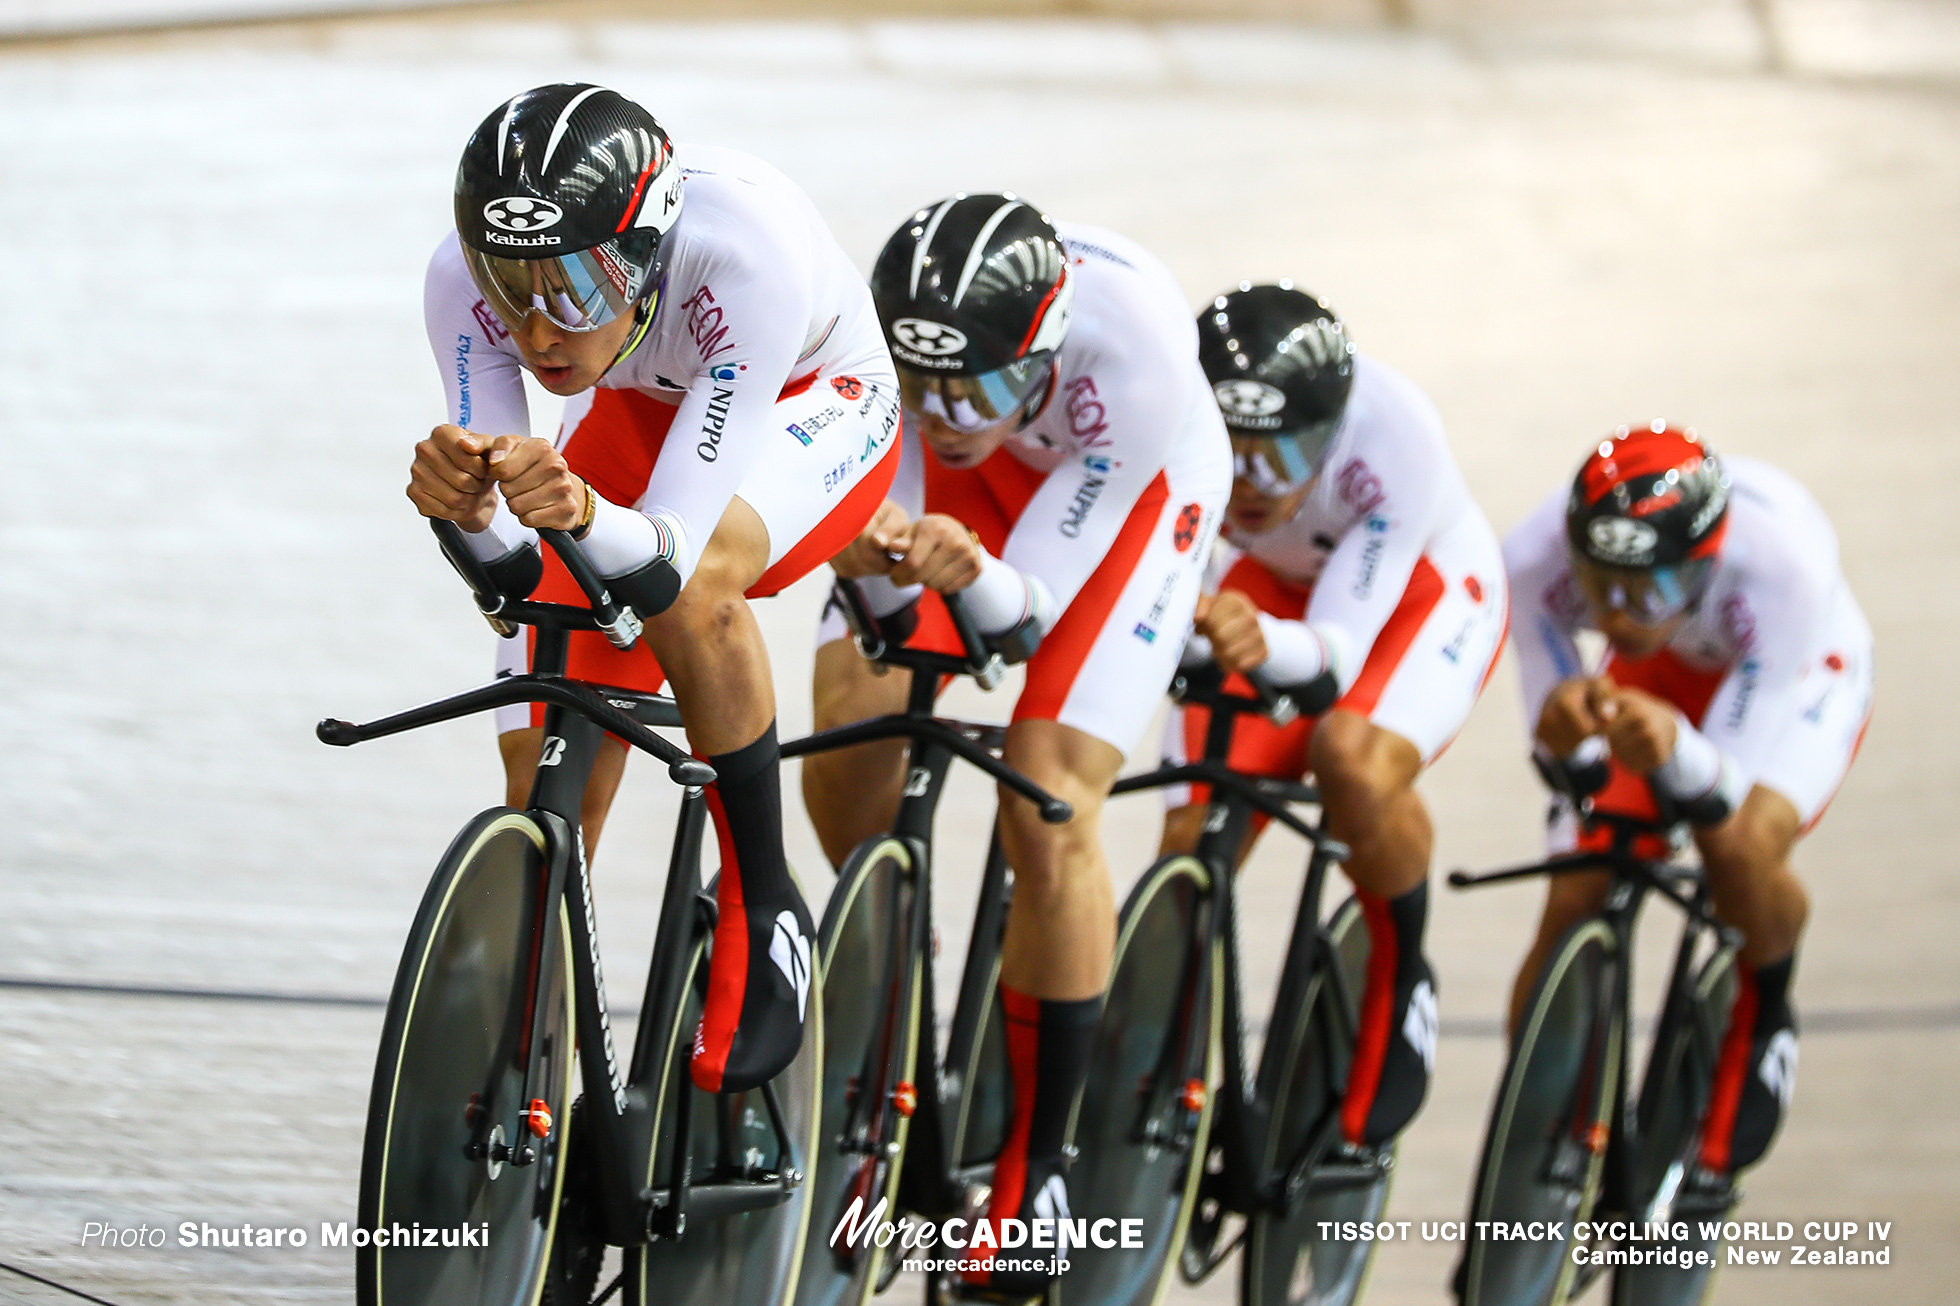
[607,284,661,373]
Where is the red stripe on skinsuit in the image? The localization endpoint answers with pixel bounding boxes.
[1014,472,1171,724]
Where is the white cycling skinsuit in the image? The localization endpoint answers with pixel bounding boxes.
[1506,455,1873,840]
[1162,354,1509,795]
[822,222,1233,756]
[424,144,901,729]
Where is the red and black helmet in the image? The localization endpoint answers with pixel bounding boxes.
[1565,422,1731,622]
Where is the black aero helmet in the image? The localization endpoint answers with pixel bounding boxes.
[1198,282,1356,492]
[870,194,1073,431]
[455,83,682,333]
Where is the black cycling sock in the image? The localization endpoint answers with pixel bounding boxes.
[1343,881,1439,1146]
[966,985,1100,1292]
[690,723,814,1094]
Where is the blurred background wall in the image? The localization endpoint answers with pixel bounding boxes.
[9,0,1960,84]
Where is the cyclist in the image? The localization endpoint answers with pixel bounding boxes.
[1504,422,1873,1177]
[406,83,901,1095]
[1158,282,1509,1149]
[800,195,1232,1293]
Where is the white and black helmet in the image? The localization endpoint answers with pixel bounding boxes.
[870,194,1073,430]
[454,83,683,333]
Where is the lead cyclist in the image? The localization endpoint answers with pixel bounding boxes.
[406,83,900,1095]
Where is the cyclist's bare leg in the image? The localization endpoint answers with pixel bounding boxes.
[1309,710,1427,898]
[996,719,1123,1000]
[637,495,814,1093]
[1694,785,1807,967]
[1311,710,1438,1143]
[801,636,913,866]
[1508,870,1613,1032]
[1692,784,1806,1171]
[964,718,1121,1286]
[1157,802,1259,864]
[499,729,629,854]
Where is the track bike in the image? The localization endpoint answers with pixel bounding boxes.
[781,581,1078,1306]
[1450,764,1745,1306]
[1075,663,1393,1306]
[322,520,821,1306]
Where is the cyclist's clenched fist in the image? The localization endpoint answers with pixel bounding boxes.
[1596,683,1678,774]
[1535,676,1612,757]
[485,436,588,531]
[1193,590,1267,674]
[830,498,912,580]
[407,424,498,532]
[887,515,983,594]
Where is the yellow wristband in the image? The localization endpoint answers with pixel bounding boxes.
[575,481,597,537]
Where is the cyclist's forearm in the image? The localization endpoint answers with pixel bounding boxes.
[1653,714,1749,819]
[961,553,1058,638]
[1252,614,1353,688]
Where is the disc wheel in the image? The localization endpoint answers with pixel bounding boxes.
[358,808,576,1306]
[793,836,923,1306]
[1060,854,1220,1306]
[1241,896,1395,1306]
[1459,918,1622,1306]
[1610,949,1738,1306]
[622,885,825,1306]
[543,1099,604,1306]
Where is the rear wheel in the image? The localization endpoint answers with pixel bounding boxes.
[1611,949,1738,1306]
[1241,896,1395,1306]
[623,880,825,1306]
[794,836,923,1306]
[1459,918,1622,1306]
[358,808,576,1306]
[1061,854,1220,1306]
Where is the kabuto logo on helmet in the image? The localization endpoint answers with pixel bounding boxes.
[892,318,968,357]
[484,197,564,233]
[1212,379,1288,428]
[1586,516,1659,566]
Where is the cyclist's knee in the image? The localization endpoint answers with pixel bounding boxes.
[1694,785,1800,884]
[1309,711,1420,812]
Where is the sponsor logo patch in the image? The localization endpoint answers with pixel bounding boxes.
[483,197,563,233]
[1586,516,1659,565]
[1173,503,1203,553]
[891,317,968,357]
[831,376,865,401]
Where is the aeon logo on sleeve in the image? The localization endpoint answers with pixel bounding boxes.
[483,197,564,233]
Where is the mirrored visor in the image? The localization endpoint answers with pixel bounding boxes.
[1571,554,1716,626]
[462,240,652,334]
[1229,417,1342,495]
[897,355,1052,432]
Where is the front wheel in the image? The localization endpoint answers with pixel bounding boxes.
[358,808,576,1306]
[623,883,825,1306]
[793,836,923,1306]
[1458,917,1622,1306]
[1611,948,1738,1306]
[1241,896,1394,1306]
[1061,854,1221,1306]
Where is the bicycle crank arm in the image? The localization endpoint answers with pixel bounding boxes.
[645,1172,803,1236]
